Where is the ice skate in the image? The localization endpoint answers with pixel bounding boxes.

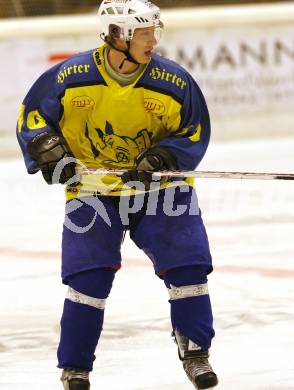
[175,330,218,389]
[61,369,90,390]
[182,355,218,390]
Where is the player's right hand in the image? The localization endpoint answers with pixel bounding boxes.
[27,132,78,185]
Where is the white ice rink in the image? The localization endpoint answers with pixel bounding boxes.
[1,138,294,390]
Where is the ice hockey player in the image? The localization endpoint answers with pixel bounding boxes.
[16,0,219,389]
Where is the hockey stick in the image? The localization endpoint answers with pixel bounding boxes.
[77,168,294,181]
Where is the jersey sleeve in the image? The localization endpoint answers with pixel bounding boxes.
[157,75,211,171]
[16,63,65,174]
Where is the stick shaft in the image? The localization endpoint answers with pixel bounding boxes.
[77,168,294,181]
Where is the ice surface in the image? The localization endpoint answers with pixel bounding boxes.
[0,139,294,389]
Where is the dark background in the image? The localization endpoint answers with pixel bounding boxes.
[0,0,287,18]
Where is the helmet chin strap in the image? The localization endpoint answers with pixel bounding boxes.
[104,36,141,70]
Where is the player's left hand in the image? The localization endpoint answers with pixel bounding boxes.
[121,146,177,190]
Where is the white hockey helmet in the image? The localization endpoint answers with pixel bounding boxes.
[98,0,163,41]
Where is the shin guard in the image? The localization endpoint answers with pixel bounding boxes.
[58,267,116,370]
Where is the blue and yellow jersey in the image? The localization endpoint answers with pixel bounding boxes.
[17,44,211,198]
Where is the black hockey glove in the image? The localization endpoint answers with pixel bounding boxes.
[121,146,177,190]
[27,132,77,185]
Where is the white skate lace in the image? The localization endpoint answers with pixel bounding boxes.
[184,357,213,379]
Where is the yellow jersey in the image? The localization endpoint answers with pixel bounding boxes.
[17,45,211,198]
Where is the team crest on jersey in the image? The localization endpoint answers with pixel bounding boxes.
[84,121,152,165]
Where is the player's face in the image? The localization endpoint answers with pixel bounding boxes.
[129,26,161,64]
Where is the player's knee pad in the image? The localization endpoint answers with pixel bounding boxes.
[67,267,116,310]
[163,265,214,351]
[163,265,208,289]
[163,265,210,319]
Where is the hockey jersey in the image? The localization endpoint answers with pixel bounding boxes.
[17,44,211,198]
